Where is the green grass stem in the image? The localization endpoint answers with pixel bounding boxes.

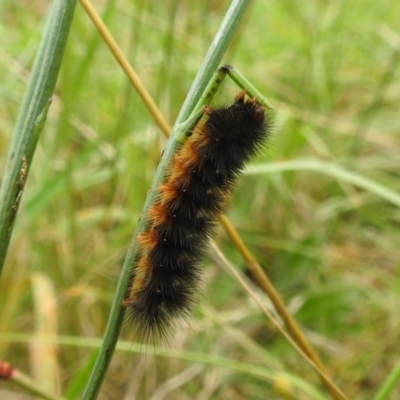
[0,0,77,278]
[373,360,400,400]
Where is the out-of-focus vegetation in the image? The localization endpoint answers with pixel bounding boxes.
[1,1,400,399]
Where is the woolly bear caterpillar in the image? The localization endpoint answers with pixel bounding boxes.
[123,89,273,341]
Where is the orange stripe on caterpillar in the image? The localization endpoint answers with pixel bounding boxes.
[128,258,149,293]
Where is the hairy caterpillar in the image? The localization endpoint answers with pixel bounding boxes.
[123,89,273,341]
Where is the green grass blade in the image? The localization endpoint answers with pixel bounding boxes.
[80,1,250,399]
[246,158,400,208]
[0,0,77,277]
[372,360,400,400]
[0,332,328,400]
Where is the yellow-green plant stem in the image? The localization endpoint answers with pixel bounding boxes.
[211,242,347,400]
[78,0,171,138]
[218,215,346,400]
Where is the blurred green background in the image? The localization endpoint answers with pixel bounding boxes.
[1,0,400,399]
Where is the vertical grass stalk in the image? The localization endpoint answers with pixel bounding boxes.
[0,0,78,277]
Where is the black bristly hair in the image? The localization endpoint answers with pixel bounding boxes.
[123,89,273,342]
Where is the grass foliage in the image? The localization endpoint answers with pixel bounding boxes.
[1,0,400,399]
